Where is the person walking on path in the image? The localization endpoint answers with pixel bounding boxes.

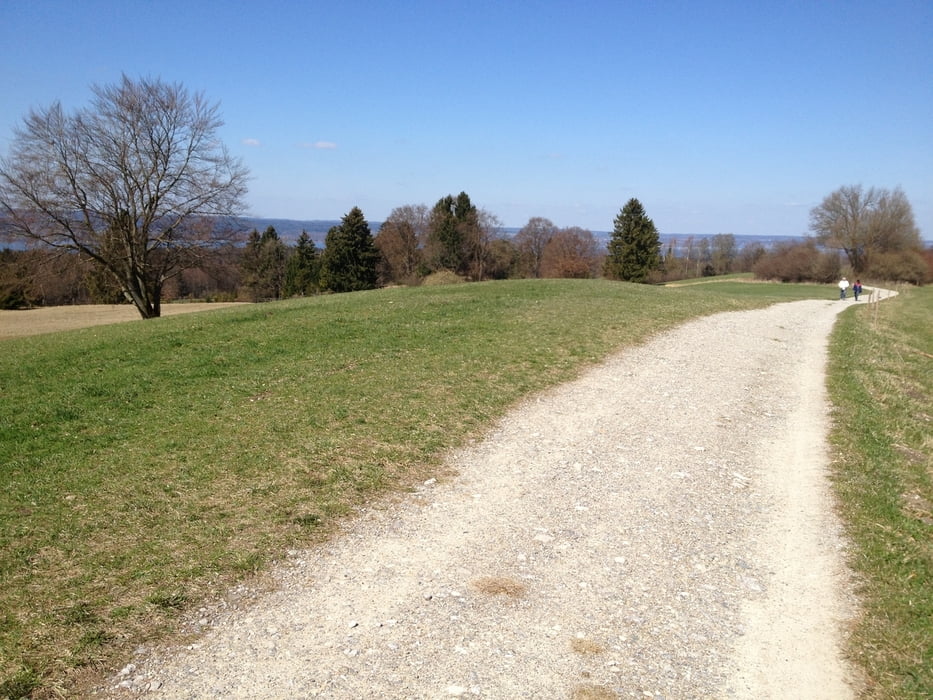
[838,277,850,299]
[853,279,863,301]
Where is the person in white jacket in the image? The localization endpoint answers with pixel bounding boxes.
[838,277,850,299]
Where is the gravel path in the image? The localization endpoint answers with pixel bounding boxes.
[108,296,882,699]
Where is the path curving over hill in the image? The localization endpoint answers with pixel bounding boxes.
[107,293,894,699]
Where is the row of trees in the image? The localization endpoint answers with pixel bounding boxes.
[1,76,929,317]
[375,195,603,285]
[0,198,759,309]
[4,184,929,310]
[220,207,380,301]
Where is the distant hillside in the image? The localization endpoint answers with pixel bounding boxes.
[239,218,343,246]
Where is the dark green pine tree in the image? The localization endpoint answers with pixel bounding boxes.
[320,207,380,293]
[428,191,477,275]
[241,226,288,300]
[603,198,661,283]
[283,230,320,296]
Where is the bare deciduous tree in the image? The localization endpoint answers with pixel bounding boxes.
[809,185,921,275]
[374,204,429,284]
[710,233,737,275]
[513,217,557,278]
[541,226,600,279]
[464,209,503,281]
[0,75,249,318]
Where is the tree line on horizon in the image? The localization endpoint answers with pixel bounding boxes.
[1,76,929,317]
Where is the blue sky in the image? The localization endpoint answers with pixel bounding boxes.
[2,0,931,238]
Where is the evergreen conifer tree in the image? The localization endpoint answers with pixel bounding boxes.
[241,226,288,300]
[284,231,320,296]
[320,207,380,293]
[427,192,477,275]
[603,198,661,283]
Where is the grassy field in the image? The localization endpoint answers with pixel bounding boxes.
[827,285,933,698]
[0,278,887,697]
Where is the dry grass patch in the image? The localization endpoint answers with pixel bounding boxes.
[570,636,606,655]
[470,576,527,598]
[901,492,933,526]
[0,302,246,338]
[421,270,466,286]
[572,683,619,699]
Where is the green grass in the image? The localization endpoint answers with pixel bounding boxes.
[827,286,933,698]
[0,278,832,696]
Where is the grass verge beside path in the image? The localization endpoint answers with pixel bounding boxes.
[1,278,829,697]
[827,286,933,698]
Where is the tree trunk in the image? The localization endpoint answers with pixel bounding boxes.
[121,273,161,319]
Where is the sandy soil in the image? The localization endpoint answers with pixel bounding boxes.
[96,294,891,699]
[0,303,247,339]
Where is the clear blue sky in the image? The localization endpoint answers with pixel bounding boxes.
[2,0,931,238]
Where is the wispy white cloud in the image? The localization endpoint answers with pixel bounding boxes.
[299,141,337,150]
[242,138,261,147]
